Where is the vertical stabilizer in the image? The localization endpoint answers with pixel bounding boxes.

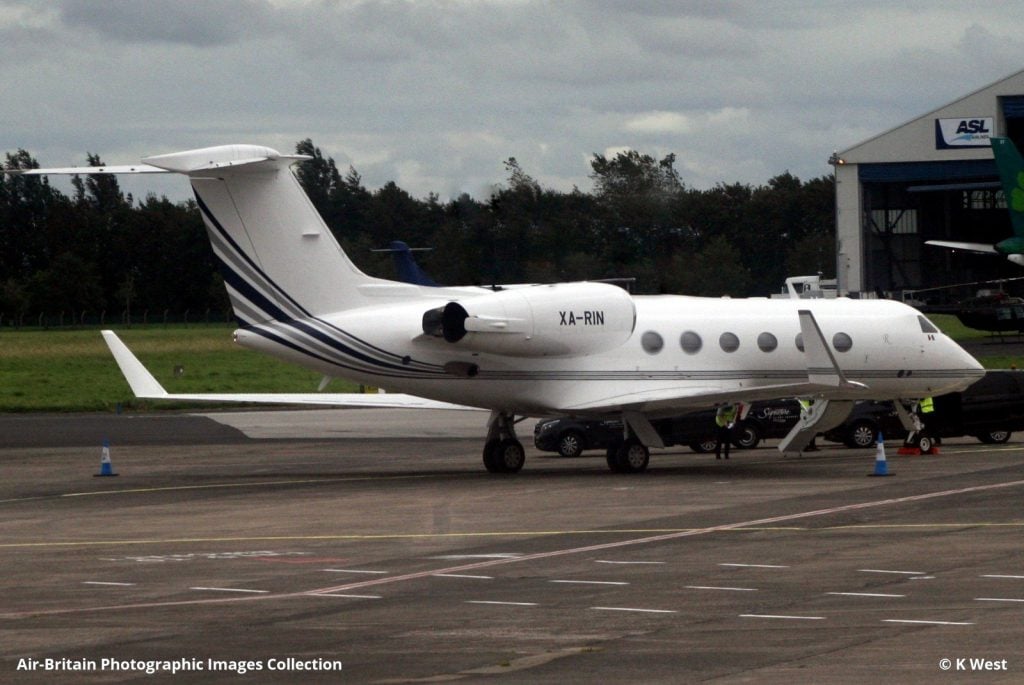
[142,145,387,324]
[991,137,1024,239]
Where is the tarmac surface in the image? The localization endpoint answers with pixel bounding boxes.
[1,409,1022,683]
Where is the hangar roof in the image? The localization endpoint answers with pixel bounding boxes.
[839,67,1024,164]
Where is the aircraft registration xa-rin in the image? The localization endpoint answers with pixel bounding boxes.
[11,145,985,473]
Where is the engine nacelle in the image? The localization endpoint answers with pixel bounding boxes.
[421,282,636,357]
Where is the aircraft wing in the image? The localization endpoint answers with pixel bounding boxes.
[101,331,477,411]
[558,382,818,417]
[925,240,999,254]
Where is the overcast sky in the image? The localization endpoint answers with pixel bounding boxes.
[3,0,1024,202]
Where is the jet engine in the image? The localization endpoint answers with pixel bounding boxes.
[422,282,636,357]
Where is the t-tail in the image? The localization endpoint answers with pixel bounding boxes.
[142,145,392,324]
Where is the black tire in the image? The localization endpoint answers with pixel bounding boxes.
[732,422,761,450]
[606,443,624,472]
[482,439,504,473]
[977,430,1011,444]
[917,435,933,453]
[689,437,718,453]
[846,420,877,449]
[495,439,525,473]
[557,430,586,458]
[614,439,650,473]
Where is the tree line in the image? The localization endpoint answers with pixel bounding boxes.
[0,139,835,325]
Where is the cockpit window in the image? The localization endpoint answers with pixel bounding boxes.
[918,316,939,334]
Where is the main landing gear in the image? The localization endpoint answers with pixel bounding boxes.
[482,411,526,473]
[481,412,651,474]
[605,437,650,473]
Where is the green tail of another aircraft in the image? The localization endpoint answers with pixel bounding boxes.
[926,136,1024,264]
[991,137,1024,248]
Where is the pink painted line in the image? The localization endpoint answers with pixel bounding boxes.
[6,478,1024,619]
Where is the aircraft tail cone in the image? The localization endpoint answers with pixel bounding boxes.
[94,439,118,477]
[869,432,891,477]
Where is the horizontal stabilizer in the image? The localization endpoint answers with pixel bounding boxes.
[101,331,476,411]
[8,164,168,176]
[925,240,999,254]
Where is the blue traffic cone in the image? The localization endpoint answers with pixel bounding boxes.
[869,431,891,477]
[94,439,118,477]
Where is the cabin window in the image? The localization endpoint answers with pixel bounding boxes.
[833,332,853,352]
[757,332,778,352]
[719,332,740,353]
[641,331,664,354]
[918,316,939,333]
[795,333,804,352]
[680,330,702,354]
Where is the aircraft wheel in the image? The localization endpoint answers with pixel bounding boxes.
[614,439,650,474]
[482,439,505,473]
[494,438,525,473]
[917,435,933,453]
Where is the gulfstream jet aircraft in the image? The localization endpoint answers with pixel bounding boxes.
[10,145,985,473]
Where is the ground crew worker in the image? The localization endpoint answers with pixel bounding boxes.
[715,403,737,460]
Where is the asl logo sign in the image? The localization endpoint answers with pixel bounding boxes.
[935,117,993,149]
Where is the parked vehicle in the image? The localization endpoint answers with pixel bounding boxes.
[534,400,802,457]
[823,370,1024,448]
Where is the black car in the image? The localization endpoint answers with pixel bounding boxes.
[534,400,802,457]
[823,370,1024,448]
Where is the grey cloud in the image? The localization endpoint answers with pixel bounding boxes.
[56,0,271,47]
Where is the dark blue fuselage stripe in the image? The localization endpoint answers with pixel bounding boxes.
[194,188,311,318]
[193,184,444,373]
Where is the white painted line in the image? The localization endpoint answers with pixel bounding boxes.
[189,587,269,594]
[310,593,382,599]
[595,560,665,565]
[982,574,1024,579]
[466,600,537,607]
[827,592,905,598]
[858,569,925,575]
[720,563,789,569]
[550,580,629,586]
[975,597,1024,603]
[686,586,757,592]
[321,569,388,574]
[883,619,974,626]
[741,614,825,620]
[432,554,522,559]
[82,581,136,587]
[909,576,935,580]
[591,606,677,614]
[432,574,493,579]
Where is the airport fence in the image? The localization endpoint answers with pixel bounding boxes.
[0,309,234,330]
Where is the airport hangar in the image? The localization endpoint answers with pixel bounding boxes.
[834,67,1024,303]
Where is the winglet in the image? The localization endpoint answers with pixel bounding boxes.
[101,330,169,398]
[798,310,868,390]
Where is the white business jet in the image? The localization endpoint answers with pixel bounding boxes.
[12,145,985,473]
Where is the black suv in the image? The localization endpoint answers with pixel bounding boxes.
[534,400,802,458]
[823,370,1024,448]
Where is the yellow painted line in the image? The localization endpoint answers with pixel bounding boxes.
[60,474,432,497]
[3,522,1023,550]
[0,474,433,505]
